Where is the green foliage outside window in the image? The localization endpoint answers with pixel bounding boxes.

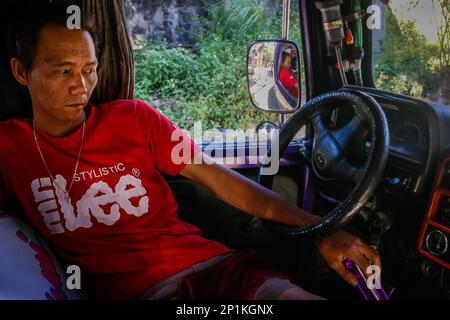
[374,1,449,104]
[134,0,303,130]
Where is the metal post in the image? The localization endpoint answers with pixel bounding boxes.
[282,0,291,40]
[280,0,291,125]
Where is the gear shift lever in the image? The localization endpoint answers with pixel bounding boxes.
[343,259,389,300]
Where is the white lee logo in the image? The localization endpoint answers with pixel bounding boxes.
[31,174,149,234]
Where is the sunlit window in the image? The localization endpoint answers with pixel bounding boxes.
[373,0,449,105]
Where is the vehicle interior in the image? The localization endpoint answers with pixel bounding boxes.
[0,0,449,300]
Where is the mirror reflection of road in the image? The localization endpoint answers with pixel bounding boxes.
[250,67,283,111]
[250,77,273,107]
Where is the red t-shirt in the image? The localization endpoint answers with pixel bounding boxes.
[0,99,232,299]
[279,69,299,98]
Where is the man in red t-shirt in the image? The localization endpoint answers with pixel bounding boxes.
[0,7,380,299]
[279,52,299,98]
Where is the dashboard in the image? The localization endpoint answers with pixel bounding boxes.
[382,104,428,165]
[340,87,450,296]
[342,87,450,277]
[330,86,450,294]
[343,86,445,195]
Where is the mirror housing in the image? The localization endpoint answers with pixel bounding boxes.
[247,40,301,114]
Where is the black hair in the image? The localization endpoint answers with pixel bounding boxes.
[8,0,97,73]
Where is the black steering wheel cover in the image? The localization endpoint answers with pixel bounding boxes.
[258,90,390,239]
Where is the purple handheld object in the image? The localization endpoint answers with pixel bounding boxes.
[343,259,389,300]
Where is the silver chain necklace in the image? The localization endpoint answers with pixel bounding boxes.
[33,117,86,201]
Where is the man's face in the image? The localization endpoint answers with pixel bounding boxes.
[23,24,98,123]
[282,56,291,69]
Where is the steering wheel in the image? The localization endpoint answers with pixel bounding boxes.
[258,89,390,239]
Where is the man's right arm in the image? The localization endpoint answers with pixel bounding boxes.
[180,155,381,286]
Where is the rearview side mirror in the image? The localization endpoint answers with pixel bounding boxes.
[247,40,301,113]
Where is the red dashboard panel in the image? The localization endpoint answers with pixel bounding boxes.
[418,158,450,269]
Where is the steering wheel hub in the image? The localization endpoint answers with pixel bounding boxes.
[315,152,327,169]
